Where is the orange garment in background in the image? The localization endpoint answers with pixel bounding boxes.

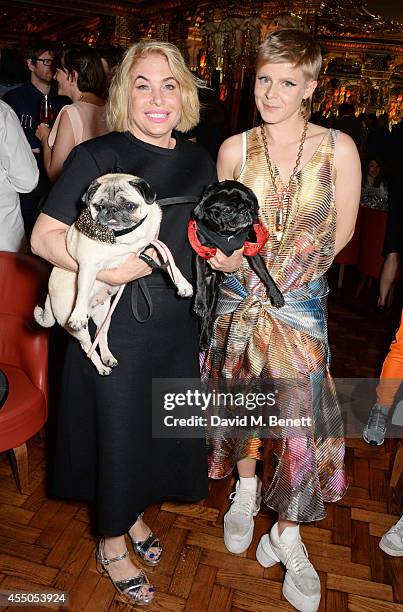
[377,309,403,406]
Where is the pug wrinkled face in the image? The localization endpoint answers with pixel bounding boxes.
[196,181,260,235]
[84,173,156,231]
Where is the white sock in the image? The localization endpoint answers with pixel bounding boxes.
[272,522,300,545]
[239,476,257,492]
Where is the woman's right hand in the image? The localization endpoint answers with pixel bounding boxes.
[98,251,156,286]
[35,122,51,144]
[208,247,244,273]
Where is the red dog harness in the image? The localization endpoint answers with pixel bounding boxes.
[187,218,269,259]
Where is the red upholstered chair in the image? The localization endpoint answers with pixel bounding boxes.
[358,208,388,278]
[355,208,388,298]
[0,252,50,492]
[334,208,362,288]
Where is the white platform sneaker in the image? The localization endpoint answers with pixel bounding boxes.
[379,515,403,556]
[223,476,262,554]
[256,523,321,612]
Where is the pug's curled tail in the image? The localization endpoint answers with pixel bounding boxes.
[34,295,56,328]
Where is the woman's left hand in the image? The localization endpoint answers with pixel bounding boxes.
[208,247,243,273]
[35,123,51,144]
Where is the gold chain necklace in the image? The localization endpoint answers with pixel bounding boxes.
[260,120,308,241]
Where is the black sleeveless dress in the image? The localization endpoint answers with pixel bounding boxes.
[42,131,216,536]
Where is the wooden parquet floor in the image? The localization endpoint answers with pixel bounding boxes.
[0,266,402,612]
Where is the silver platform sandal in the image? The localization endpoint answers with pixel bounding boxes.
[96,539,155,607]
[129,512,162,566]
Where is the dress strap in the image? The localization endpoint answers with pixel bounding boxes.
[68,104,84,144]
[327,129,339,180]
[238,130,248,177]
[328,128,339,149]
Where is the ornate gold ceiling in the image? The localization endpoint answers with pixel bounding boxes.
[1,1,402,60]
[1,1,401,123]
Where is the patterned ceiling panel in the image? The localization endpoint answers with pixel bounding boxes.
[0,0,402,46]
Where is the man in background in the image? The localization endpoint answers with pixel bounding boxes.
[2,41,68,237]
[335,103,362,151]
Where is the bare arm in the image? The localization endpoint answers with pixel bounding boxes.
[31,212,152,285]
[333,132,362,255]
[216,133,243,180]
[36,111,76,183]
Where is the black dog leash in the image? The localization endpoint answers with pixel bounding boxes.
[130,278,153,323]
[138,244,169,271]
[130,244,170,323]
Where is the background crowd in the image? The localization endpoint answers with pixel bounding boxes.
[2,43,403,295]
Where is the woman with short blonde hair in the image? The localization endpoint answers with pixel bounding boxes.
[202,27,361,612]
[257,28,322,80]
[256,29,322,120]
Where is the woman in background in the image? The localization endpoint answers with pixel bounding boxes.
[36,44,108,182]
[360,158,388,211]
[377,168,403,311]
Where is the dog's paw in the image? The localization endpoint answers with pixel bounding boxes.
[68,316,88,331]
[97,364,112,376]
[271,292,285,308]
[102,355,118,368]
[177,280,193,298]
[193,303,207,318]
[193,295,207,317]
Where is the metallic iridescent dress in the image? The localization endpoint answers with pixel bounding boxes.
[201,127,348,522]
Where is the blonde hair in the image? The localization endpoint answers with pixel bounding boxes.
[107,40,201,133]
[256,29,322,81]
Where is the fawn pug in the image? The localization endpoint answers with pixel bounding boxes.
[35,173,192,374]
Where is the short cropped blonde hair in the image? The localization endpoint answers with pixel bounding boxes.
[107,40,201,133]
[256,29,322,81]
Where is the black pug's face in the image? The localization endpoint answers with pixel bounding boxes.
[83,173,156,231]
[194,180,260,234]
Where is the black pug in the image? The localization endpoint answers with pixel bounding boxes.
[188,180,284,350]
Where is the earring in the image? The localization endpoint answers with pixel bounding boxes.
[300,97,311,119]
